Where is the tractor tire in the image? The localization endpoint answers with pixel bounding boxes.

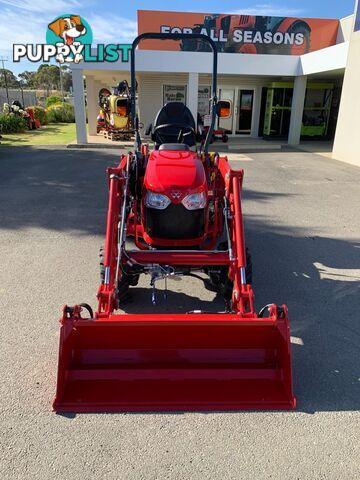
[99,246,140,304]
[99,246,105,283]
[207,244,252,299]
[222,134,229,143]
[118,268,140,303]
[245,248,253,284]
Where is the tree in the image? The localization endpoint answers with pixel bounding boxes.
[0,69,18,88]
[18,71,36,88]
[34,65,60,94]
[61,66,72,93]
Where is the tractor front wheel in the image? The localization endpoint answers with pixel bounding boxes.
[99,246,140,304]
[207,244,252,300]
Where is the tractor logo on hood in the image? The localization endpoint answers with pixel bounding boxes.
[171,191,182,200]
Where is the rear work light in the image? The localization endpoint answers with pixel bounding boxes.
[182,192,207,210]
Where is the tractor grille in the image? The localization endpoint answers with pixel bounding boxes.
[145,203,205,240]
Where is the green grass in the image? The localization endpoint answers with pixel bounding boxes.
[0,123,76,146]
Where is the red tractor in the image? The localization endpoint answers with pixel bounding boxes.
[53,33,295,413]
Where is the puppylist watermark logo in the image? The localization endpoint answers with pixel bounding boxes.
[13,14,132,64]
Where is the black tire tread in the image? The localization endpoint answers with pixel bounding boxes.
[99,246,139,304]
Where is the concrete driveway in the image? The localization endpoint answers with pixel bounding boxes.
[0,145,359,479]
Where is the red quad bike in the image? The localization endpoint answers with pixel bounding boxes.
[53,33,296,413]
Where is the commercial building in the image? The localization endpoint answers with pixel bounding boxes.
[71,4,360,166]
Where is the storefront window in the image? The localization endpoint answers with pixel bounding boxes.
[272,88,283,107]
[305,89,325,108]
[284,88,293,107]
[302,88,333,136]
[263,83,334,138]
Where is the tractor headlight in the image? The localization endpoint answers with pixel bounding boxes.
[182,191,207,210]
[145,191,171,210]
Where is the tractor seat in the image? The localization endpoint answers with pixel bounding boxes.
[152,102,196,149]
[159,143,190,151]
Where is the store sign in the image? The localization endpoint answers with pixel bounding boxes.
[163,85,187,104]
[138,10,339,56]
[198,86,211,116]
[13,14,131,64]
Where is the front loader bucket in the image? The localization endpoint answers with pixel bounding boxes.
[53,313,296,412]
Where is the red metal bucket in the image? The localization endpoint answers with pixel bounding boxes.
[53,312,296,412]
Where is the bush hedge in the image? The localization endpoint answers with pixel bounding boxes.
[46,96,63,107]
[0,114,28,133]
[46,103,75,123]
[29,106,48,125]
[0,100,75,133]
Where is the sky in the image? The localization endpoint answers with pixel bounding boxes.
[0,0,356,75]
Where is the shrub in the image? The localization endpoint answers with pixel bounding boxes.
[2,103,10,114]
[46,103,75,123]
[0,114,28,133]
[46,96,63,107]
[29,106,48,125]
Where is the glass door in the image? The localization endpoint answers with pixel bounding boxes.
[237,90,254,134]
[218,88,235,134]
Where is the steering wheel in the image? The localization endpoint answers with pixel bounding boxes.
[153,123,196,144]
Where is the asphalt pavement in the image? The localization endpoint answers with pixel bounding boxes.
[0,145,359,479]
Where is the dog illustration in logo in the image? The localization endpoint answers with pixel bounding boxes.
[48,15,87,63]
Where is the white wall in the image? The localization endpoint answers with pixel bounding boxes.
[300,42,349,75]
[333,3,360,166]
[86,76,103,136]
[138,73,270,137]
[336,15,355,43]
[75,49,301,76]
[72,69,87,144]
[138,73,189,134]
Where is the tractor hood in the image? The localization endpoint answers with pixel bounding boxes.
[144,150,206,196]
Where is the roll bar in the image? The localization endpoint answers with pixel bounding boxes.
[130,32,218,153]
